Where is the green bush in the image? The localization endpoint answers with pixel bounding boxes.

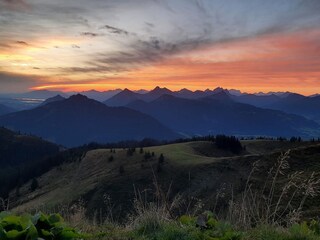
[0,211,85,240]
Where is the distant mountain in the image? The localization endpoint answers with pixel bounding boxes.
[40,95,65,106]
[253,91,288,97]
[0,94,178,147]
[105,86,231,106]
[104,88,143,106]
[134,89,148,94]
[266,93,320,123]
[143,86,173,101]
[231,93,281,108]
[228,89,242,96]
[127,93,320,138]
[0,103,15,116]
[174,88,195,99]
[80,89,122,101]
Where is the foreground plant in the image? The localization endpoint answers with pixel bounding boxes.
[0,211,85,240]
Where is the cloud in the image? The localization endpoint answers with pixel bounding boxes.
[101,24,129,35]
[0,71,40,93]
[1,0,320,93]
[80,32,101,37]
[60,65,127,74]
[90,34,212,72]
[15,41,29,45]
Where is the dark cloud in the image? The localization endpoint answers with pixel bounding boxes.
[80,32,100,37]
[82,35,212,75]
[60,65,127,74]
[15,40,28,45]
[71,44,80,48]
[101,24,129,35]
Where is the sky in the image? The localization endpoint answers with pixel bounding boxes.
[1,0,320,94]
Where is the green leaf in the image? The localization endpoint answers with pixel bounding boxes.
[48,213,63,225]
[59,229,83,240]
[41,229,54,237]
[6,229,26,239]
[25,224,38,240]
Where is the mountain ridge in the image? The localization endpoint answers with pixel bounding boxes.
[0,94,179,147]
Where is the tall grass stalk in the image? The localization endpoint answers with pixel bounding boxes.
[227,150,320,229]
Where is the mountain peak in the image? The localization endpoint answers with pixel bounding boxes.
[178,88,192,93]
[68,94,89,102]
[40,94,66,106]
[212,87,225,93]
[150,86,172,94]
[51,94,64,100]
[122,88,134,93]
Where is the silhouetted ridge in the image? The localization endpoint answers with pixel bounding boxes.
[40,94,65,106]
[68,94,89,102]
[127,94,320,138]
[0,96,179,147]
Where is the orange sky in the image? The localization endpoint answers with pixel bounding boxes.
[1,0,320,95]
[28,29,320,95]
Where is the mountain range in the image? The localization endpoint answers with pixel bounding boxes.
[0,94,178,147]
[0,87,319,147]
[127,92,320,138]
[105,87,320,124]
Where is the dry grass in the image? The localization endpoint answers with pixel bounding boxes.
[226,150,320,229]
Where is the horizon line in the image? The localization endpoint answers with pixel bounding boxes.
[1,86,318,97]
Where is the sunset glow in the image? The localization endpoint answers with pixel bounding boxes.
[1,0,320,95]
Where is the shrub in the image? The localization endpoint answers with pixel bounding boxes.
[108,155,114,162]
[0,211,84,240]
[215,135,243,154]
[30,178,39,192]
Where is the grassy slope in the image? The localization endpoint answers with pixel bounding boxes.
[10,140,320,218]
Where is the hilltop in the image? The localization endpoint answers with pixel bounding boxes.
[10,139,320,221]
